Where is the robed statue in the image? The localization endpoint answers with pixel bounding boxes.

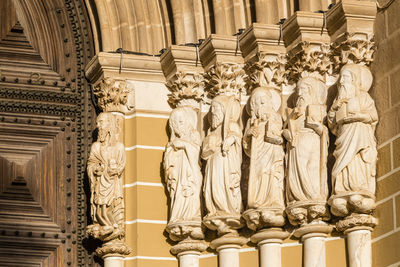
[283,77,330,225]
[328,64,378,217]
[242,87,285,230]
[202,94,244,235]
[87,112,126,242]
[164,106,204,241]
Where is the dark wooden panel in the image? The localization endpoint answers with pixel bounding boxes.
[0,0,95,266]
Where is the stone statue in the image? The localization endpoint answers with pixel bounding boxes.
[164,106,204,241]
[86,112,130,256]
[328,64,378,217]
[202,94,244,235]
[242,87,285,230]
[283,77,330,226]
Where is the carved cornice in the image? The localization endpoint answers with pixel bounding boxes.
[245,52,287,90]
[166,71,205,109]
[331,33,375,71]
[92,78,134,114]
[287,41,332,83]
[204,62,247,100]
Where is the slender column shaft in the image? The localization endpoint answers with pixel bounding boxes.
[347,229,372,267]
[259,242,281,267]
[217,246,240,267]
[104,256,124,267]
[303,236,326,267]
[178,252,200,267]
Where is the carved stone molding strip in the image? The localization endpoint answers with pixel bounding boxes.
[0,87,79,104]
[0,101,77,117]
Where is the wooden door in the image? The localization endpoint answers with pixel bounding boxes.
[0,0,95,266]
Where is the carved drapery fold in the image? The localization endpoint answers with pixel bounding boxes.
[160,45,208,261]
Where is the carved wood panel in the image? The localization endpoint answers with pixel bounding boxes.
[0,0,95,266]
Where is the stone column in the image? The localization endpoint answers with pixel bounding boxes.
[199,35,248,267]
[282,12,333,267]
[239,23,289,267]
[326,3,378,267]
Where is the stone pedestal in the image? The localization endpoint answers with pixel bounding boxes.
[104,256,124,267]
[210,235,247,267]
[294,223,333,267]
[251,228,289,267]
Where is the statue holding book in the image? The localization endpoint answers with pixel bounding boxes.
[283,77,330,226]
[328,64,378,218]
[242,87,285,230]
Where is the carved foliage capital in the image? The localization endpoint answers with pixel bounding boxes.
[288,42,332,83]
[245,53,288,91]
[93,78,134,114]
[166,71,205,108]
[204,62,247,99]
[332,33,375,71]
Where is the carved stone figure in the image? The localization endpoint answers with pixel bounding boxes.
[164,106,204,241]
[202,94,244,235]
[86,112,130,256]
[283,77,330,226]
[328,64,378,218]
[242,87,285,230]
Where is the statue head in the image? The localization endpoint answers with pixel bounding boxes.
[338,64,373,99]
[210,96,226,129]
[209,95,241,138]
[97,112,118,144]
[169,107,196,138]
[296,77,327,109]
[248,87,281,120]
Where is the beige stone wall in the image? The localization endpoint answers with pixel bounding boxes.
[371,2,400,266]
